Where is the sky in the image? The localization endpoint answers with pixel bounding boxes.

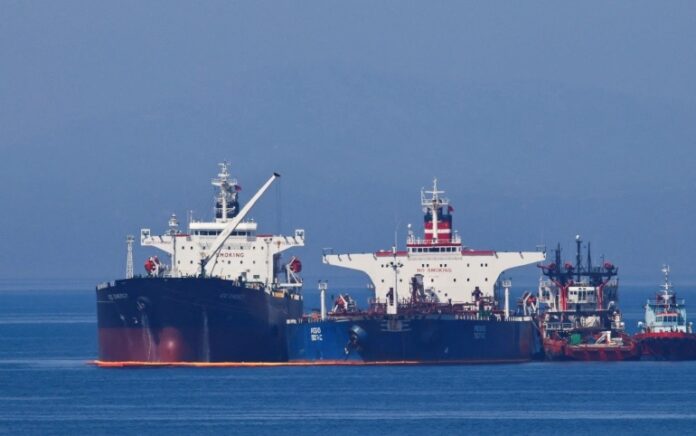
[1,1,696,290]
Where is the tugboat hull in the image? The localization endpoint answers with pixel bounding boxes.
[96,277,302,363]
[286,316,542,364]
[543,336,641,361]
[635,332,696,361]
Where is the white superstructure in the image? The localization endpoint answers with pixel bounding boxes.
[323,180,545,304]
[140,163,305,288]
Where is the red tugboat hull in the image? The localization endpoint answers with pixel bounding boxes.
[543,337,641,361]
[635,332,696,360]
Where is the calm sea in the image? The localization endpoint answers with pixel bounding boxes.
[1,283,696,435]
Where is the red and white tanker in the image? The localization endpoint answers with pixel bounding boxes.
[323,179,545,311]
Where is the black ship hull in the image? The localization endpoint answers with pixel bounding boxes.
[287,315,542,364]
[96,277,302,362]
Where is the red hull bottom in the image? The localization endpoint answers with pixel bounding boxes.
[544,338,641,361]
[635,332,696,360]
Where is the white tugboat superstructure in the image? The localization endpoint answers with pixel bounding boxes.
[323,179,545,304]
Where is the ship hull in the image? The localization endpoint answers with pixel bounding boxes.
[635,332,696,361]
[286,316,542,364]
[96,277,302,362]
[543,337,641,361]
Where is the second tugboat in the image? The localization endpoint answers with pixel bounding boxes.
[96,163,305,363]
[635,266,696,360]
[537,236,640,361]
[286,180,546,364]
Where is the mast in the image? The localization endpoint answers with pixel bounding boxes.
[201,172,280,275]
[421,178,448,244]
[662,264,671,292]
[575,234,582,282]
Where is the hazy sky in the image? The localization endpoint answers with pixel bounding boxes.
[2,2,696,288]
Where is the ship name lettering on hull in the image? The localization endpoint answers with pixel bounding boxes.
[220,293,245,300]
[310,327,323,341]
[218,252,244,258]
[108,293,128,300]
[416,268,452,274]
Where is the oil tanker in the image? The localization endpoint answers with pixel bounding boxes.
[286,180,546,364]
[96,163,305,363]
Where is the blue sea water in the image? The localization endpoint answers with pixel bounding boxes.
[1,284,696,435]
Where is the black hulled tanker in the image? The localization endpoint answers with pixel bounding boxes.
[98,278,302,362]
[96,164,306,363]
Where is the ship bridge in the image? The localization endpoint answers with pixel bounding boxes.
[139,163,305,287]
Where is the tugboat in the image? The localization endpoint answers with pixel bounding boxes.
[635,266,696,360]
[537,236,640,361]
[285,180,546,364]
[95,163,305,364]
